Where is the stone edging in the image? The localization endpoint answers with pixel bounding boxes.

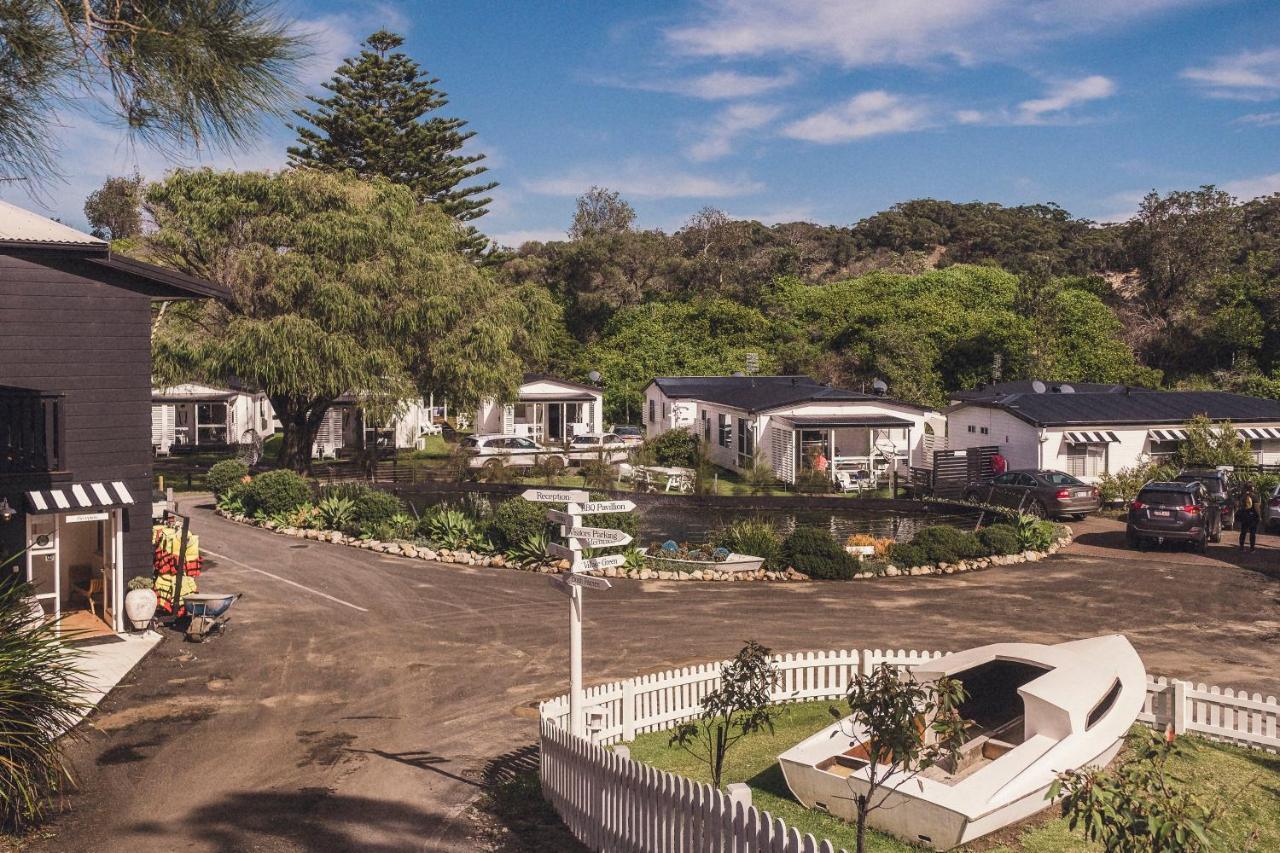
[214,510,1070,583]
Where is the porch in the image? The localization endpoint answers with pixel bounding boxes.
[153,393,235,454]
[768,415,914,486]
[506,394,596,444]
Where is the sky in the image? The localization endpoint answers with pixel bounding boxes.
[3,0,1279,246]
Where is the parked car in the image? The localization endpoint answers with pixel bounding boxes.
[1126,481,1222,551]
[963,469,1100,519]
[566,432,630,463]
[1263,483,1280,533]
[1173,468,1235,530]
[457,433,561,469]
[610,425,645,447]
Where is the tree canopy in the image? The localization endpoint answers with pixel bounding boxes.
[83,173,143,240]
[0,0,302,181]
[145,168,551,471]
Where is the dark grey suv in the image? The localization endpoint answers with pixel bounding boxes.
[1126,481,1222,551]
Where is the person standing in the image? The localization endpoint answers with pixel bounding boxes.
[1236,495,1260,551]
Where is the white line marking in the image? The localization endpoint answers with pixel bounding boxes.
[203,548,369,613]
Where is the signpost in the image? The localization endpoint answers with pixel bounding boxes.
[522,490,630,737]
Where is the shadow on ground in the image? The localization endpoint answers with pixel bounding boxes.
[1072,529,1280,579]
[468,745,588,852]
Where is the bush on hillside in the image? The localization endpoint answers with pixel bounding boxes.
[206,459,249,496]
[243,469,312,516]
[780,525,858,580]
[977,523,1021,556]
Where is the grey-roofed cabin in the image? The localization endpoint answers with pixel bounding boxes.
[1,200,224,632]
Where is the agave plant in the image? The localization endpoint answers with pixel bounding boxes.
[422,508,489,550]
[0,580,87,831]
[505,531,550,567]
[316,495,356,531]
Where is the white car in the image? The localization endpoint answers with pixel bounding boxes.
[458,434,561,468]
[1264,484,1280,532]
[567,432,631,463]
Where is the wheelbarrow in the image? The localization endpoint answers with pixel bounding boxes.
[182,592,242,642]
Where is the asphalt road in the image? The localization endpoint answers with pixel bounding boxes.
[34,502,1280,853]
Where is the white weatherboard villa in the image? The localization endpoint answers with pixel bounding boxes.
[474,373,604,443]
[151,383,276,453]
[643,375,944,485]
[779,636,1147,851]
[946,384,1280,481]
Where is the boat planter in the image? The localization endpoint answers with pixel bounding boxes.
[125,588,159,631]
[643,547,765,574]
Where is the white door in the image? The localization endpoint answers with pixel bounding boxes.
[24,514,59,620]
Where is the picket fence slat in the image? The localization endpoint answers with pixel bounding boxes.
[539,646,1277,853]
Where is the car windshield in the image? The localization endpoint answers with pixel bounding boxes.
[509,437,538,449]
[571,436,597,446]
[613,427,641,436]
[1174,475,1224,493]
[1041,472,1084,486]
[459,437,478,448]
[1138,490,1192,507]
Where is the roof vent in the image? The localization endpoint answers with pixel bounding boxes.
[1059,383,1075,394]
[871,379,888,396]
[1031,380,1047,394]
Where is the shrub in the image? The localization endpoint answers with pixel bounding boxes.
[780,525,859,580]
[316,495,357,531]
[492,498,550,549]
[1015,515,1056,551]
[714,519,782,569]
[215,480,249,514]
[582,491,639,540]
[580,460,617,491]
[977,523,1021,556]
[647,428,699,468]
[1096,460,1179,504]
[243,469,313,516]
[320,483,405,532]
[505,531,550,567]
[418,506,488,550]
[911,525,984,564]
[887,541,927,568]
[206,459,249,496]
[845,534,892,559]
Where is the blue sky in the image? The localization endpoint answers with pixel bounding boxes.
[4,0,1279,244]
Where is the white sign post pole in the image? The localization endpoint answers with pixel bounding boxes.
[569,581,583,737]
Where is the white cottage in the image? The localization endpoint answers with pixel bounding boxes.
[644,376,943,485]
[946,387,1280,482]
[152,383,276,454]
[474,374,604,443]
[312,395,437,459]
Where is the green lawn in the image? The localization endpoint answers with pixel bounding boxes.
[154,450,241,492]
[624,701,1280,852]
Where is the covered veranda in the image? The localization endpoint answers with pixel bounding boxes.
[776,414,914,485]
[509,393,596,443]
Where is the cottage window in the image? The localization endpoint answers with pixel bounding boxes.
[1066,443,1105,478]
[967,425,976,433]
[702,410,711,442]
[718,413,731,448]
[1147,439,1179,460]
[196,402,229,445]
[737,418,754,466]
[662,402,669,420]
[648,399,655,424]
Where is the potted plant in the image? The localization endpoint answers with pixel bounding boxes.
[125,575,158,630]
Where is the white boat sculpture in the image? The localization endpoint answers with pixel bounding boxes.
[778,635,1146,851]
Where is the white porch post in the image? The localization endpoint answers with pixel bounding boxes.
[827,430,836,481]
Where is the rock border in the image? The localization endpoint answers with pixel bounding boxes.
[214,510,1070,583]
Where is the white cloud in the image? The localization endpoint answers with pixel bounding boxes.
[687,103,782,161]
[525,162,763,198]
[618,69,798,100]
[1182,48,1280,100]
[1015,75,1116,122]
[295,14,365,87]
[1234,112,1280,127]
[1223,172,1280,201]
[782,91,931,144]
[489,228,567,247]
[666,0,1204,68]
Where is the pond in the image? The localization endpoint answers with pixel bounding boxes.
[635,503,976,545]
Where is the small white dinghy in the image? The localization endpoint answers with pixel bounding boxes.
[778,635,1146,850]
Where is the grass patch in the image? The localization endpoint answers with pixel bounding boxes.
[406,434,454,460]
[625,700,1280,852]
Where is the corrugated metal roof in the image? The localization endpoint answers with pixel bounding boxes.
[0,199,107,247]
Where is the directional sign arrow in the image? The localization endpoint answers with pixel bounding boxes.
[564,572,613,591]
[579,499,636,514]
[523,488,589,503]
[567,526,633,547]
[547,541,582,561]
[545,509,577,526]
[548,574,572,596]
[576,554,626,572]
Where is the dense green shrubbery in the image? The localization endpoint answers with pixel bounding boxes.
[1096,461,1179,504]
[644,428,699,468]
[1015,515,1057,551]
[491,498,549,549]
[206,459,249,496]
[911,525,985,563]
[780,525,859,580]
[977,523,1021,556]
[319,483,405,533]
[887,541,927,568]
[714,519,782,569]
[243,469,313,516]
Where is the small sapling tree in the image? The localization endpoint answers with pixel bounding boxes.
[1051,725,1225,852]
[669,641,777,788]
[836,663,968,853]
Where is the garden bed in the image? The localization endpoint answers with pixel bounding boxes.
[624,700,1280,852]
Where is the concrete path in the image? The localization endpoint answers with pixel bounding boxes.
[33,501,1279,852]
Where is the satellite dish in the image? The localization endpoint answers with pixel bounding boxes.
[871,379,888,395]
[587,370,601,384]
[1031,380,1047,394]
[1059,383,1075,394]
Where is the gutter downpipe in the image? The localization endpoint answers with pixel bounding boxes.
[1038,428,1047,469]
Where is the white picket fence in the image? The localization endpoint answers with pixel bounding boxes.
[538,647,1279,853]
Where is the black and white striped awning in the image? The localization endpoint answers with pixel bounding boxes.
[26,481,135,514]
[1148,428,1187,442]
[1064,431,1120,444]
[1237,427,1280,440]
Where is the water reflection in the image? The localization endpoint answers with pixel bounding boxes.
[637,505,974,545]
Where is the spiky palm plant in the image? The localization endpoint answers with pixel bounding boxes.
[0,577,86,831]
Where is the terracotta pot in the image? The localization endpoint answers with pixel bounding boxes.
[125,588,158,630]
